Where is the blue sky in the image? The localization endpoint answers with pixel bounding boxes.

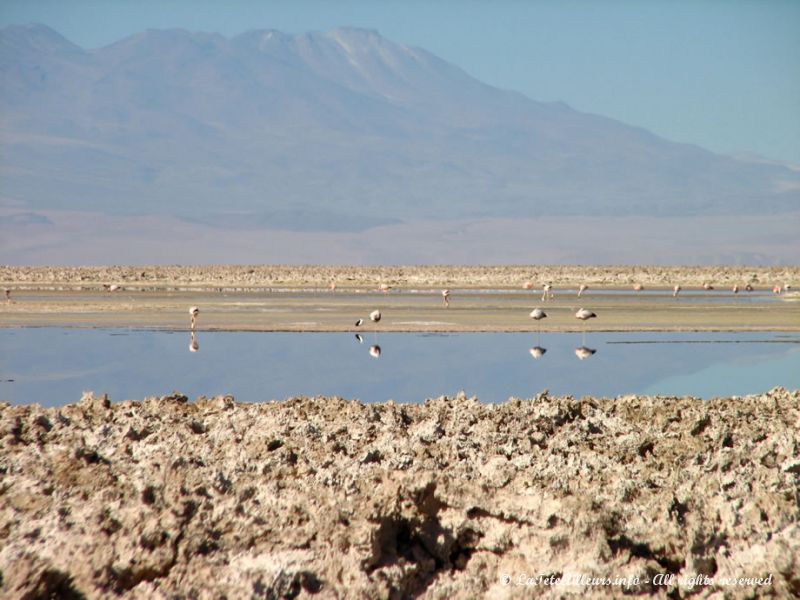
[2,0,799,163]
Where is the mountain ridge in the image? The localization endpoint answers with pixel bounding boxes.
[1,23,798,233]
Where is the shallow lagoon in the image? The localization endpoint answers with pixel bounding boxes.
[1,328,798,406]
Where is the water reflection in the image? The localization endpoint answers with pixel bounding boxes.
[2,329,798,405]
[355,333,364,344]
[529,346,547,359]
[189,331,199,353]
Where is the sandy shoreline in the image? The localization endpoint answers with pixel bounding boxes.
[2,266,799,332]
[1,390,798,598]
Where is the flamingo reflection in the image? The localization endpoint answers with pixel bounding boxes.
[369,345,381,358]
[575,346,597,360]
[189,331,199,353]
[529,346,547,359]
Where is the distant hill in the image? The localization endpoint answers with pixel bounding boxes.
[1,23,798,236]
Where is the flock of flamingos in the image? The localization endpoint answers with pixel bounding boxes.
[181,278,792,360]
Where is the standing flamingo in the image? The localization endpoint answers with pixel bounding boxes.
[530,308,547,321]
[530,307,547,344]
[329,281,337,293]
[673,285,681,298]
[577,284,588,298]
[378,283,391,293]
[633,283,644,292]
[370,310,381,323]
[189,306,199,330]
[522,281,534,290]
[442,289,450,308]
[702,282,714,290]
[575,308,596,346]
[732,284,739,294]
[541,284,553,302]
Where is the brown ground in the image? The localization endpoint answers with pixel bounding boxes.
[1,390,798,599]
[1,266,798,598]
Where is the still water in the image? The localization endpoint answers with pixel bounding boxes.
[1,328,798,406]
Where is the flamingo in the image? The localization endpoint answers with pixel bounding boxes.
[575,308,596,346]
[529,346,547,359]
[189,306,199,330]
[529,308,547,321]
[442,289,450,308]
[329,281,337,293]
[370,310,381,323]
[530,307,547,343]
[378,283,391,293]
[575,346,597,360]
[369,345,381,358]
[772,284,782,295]
[745,283,754,292]
[541,283,553,302]
[4,289,10,303]
[673,285,681,298]
[703,282,714,290]
[522,281,534,290]
[633,283,644,292]
[732,284,739,294]
[577,284,588,298]
[355,318,364,327]
[104,284,121,293]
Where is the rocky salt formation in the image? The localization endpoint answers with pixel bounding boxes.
[2,264,798,291]
[1,390,798,599]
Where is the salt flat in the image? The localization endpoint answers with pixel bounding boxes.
[1,265,799,332]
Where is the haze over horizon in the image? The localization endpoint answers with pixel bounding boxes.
[1,6,799,265]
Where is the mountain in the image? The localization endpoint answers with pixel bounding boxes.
[1,23,799,236]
